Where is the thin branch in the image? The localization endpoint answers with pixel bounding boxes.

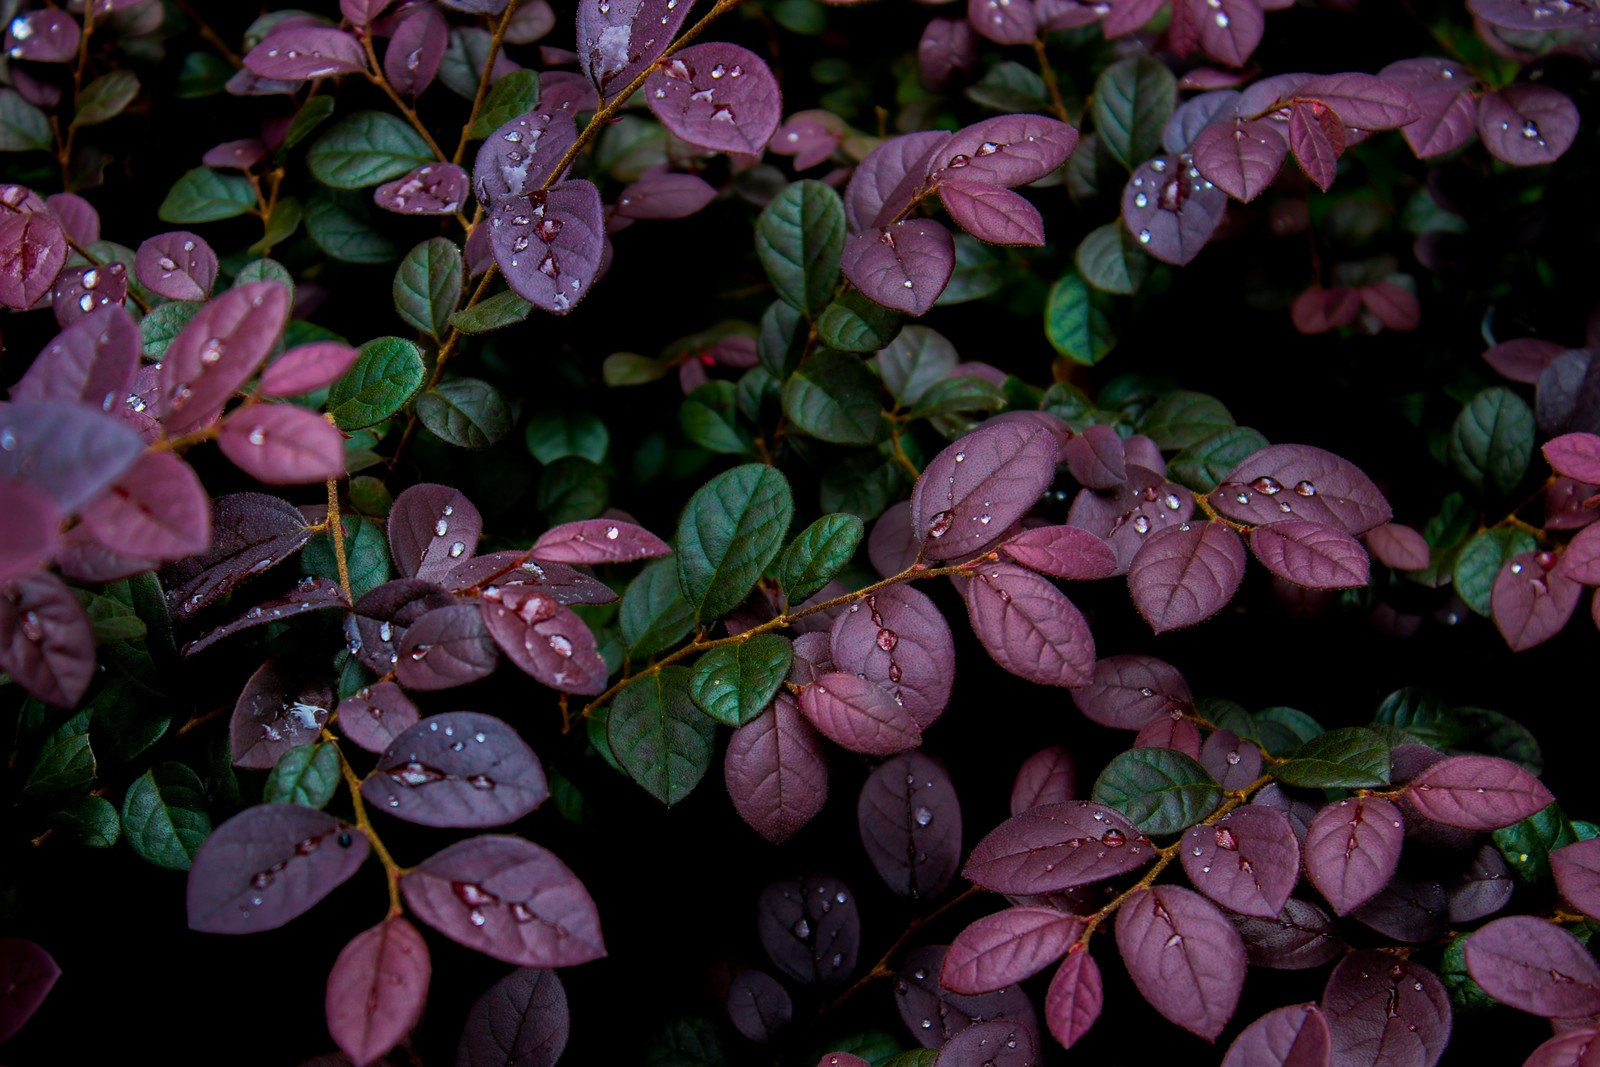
[1031,36,1070,124]
[363,36,449,162]
[177,0,243,67]
[326,731,406,916]
[453,1,524,166]
[325,470,353,601]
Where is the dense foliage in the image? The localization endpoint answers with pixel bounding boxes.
[2,0,1599,1064]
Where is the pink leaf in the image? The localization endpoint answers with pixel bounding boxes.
[531,519,670,564]
[0,481,61,585]
[361,711,549,828]
[577,0,698,99]
[1288,102,1344,191]
[156,280,291,435]
[0,939,60,1046]
[844,130,947,231]
[325,918,430,1067]
[1290,286,1361,334]
[1553,838,1600,921]
[1485,337,1566,384]
[1194,0,1264,68]
[943,906,1080,995]
[1249,520,1369,589]
[1465,916,1600,1018]
[244,27,367,81]
[394,604,500,691]
[1115,884,1245,1041]
[1071,653,1192,729]
[938,181,1044,246]
[1380,58,1478,159]
[912,418,1059,560]
[456,967,569,1067]
[258,342,360,398]
[3,10,78,62]
[1492,550,1581,651]
[1405,755,1554,830]
[374,163,469,215]
[829,583,954,729]
[964,562,1095,687]
[1122,152,1229,265]
[80,450,211,560]
[1545,433,1600,484]
[481,590,610,695]
[1128,520,1246,633]
[0,572,94,707]
[615,171,718,220]
[1478,85,1579,166]
[1180,805,1301,918]
[493,180,606,316]
[1292,72,1421,130]
[930,114,1079,188]
[182,577,348,658]
[334,681,420,755]
[229,659,332,769]
[1210,443,1392,534]
[1220,1002,1331,1067]
[218,404,345,485]
[384,7,448,98]
[1010,745,1077,814]
[1044,949,1103,1050]
[1000,524,1119,580]
[0,211,68,310]
[388,484,482,581]
[969,0,1037,44]
[964,801,1153,894]
[799,672,921,755]
[9,303,137,410]
[1360,282,1421,331]
[1303,796,1403,915]
[1321,951,1451,1066]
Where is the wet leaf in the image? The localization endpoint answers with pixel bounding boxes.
[964,801,1153,894]
[122,762,211,871]
[943,907,1079,995]
[335,682,420,755]
[1180,805,1301,918]
[757,873,859,987]
[1211,443,1391,534]
[0,572,96,708]
[726,968,791,1044]
[492,180,606,316]
[858,751,961,899]
[362,711,548,828]
[456,968,569,1067]
[895,943,1038,1048]
[799,672,921,755]
[388,483,482,582]
[1071,654,1192,730]
[645,44,781,155]
[830,583,953,729]
[1478,84,1579,166]
[1121,153,1228,266]
[965,562,1095,687]
[1321,951,1451,1067]
[395,604,500,691]
[325,917,430,1067]
[1405,755,1553,830]
[841,220,955,316]
[1304,796,1404,914]
[161,492,314,620]
[912,418,1057,561]
[135,231,217,301]
[218,403,345,485]
[578,0,698,99]
[1115,884,1245,1040]
[244,27,366,81]
[930,113,1078,188]
[1128,520,1246,633]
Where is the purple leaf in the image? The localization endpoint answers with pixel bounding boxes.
[157,280,291,435]
[840,220,955,315]
[964,562,1095,687]
[1221,1003,1332,1067]
[615,171,718,220]
[969,0,1037,43]
[1545,433,1600,484]
[326,917,430,1067]
[1071,654,1192,729]
[80,450,210,561]
[1547,477,1599,531]
[1380,58,1478,159]
[395,604,500,691]
[1250,520,1369,589]
[3,9,79,62]
[1122,152,1229,266]
[341,0,393,26]
[964,801,1154,894]
[844,130,946,232]
[0,399,143,513]
[816,1056,868,1067]
[1136,714,1203,758]
[374,163,470,215]
[1200,730,1262,791]
[943,906,1080,995]
[1191,118,1288,202]
[218,404,346,485]
[10,304,137,410]
[938,181,1044,246]
[456,968,569,1067]
[1165,89,1244,153]
[1181,806,1301,918]
[1486,337,1566,384]
[1000,525,1118,581]
[912,418,1058,561]
[1288,103,1344,191]
[244,27,367,81]
[135,232,218,301]
[473,111,578,210]
[388,484,482,582]
[1233,898,1344,971]
[1469,0,1600,29]
[0,571,92,707]
[928,114,1078,188]
[259,342,361,398]
[1011,746,1076,814]
[726,968,791,1044]
[335,682,420,755]
[181,580,340,658]
[724,694,829,844]
[1477,85,1579,166]
[50,261,128,330]
[829,583,954,729]
[349,579,456,673]
[384,7,448,98]
[577,0,697,99]
[1364,524,1430,571]
[1466,916,1600,1018]
[867,501,920,579]
[1102,0,1166,34]
[1304,796,1404,915]
[1044,949,1102,1050]
[203,139,267,170]
[1447,844,1513,924]
[162,492,315,619]
[1360,282,1421,332]
[1115,884,1245,1041]
[895,943,1039,1048]
[531,519,670,564]
[1128,520,1246,633]
[1293,73,1420,130]
[1353,875,1447,944]
[493,180,606,316]
[771,109,847,170]
[1321,951,1451,1067]
[1524,1028,1600,1067]
[1063,424,1127,489]
[229,659,333,769]
[449,554,617,605]
[919,17,977,92]
[0,211,66,309]
[1553,839,1600,920]
[362,711,548,828]
[756,873,859,986]
[799,672,921,755]
[1194,0,1264,67]
[935,1019,1036,1067]
[644,44,782,155]
[0,481,60,584]
[0,939,60,1046]
[858,752,962,899]
[401,836,606,967]
[1404,755,1554,830]
[186,805,369,934]
[1210,443,1392,535]
[481,591,609,695]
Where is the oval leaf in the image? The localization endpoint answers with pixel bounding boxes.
[858,751,961,899]
[362,711,548,828]
[326,917,430,1067]
[964,801,1153,894]
[1115,884,1245,1041]
[1304,796,1404,915]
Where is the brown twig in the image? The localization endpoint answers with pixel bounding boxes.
[326,731,406,915]
[453,0,524,166]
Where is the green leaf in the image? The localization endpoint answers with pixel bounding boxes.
[264,743,340,808]
[307,110,433,189]
[1093,56,1176,171]
[965,61,1048,113]
[603,351,669,386]
[87,682,170,767]
[883,1053,940,1067]
[140,301,202,359]
[53,795,120,848]
[1274,727,1391,788]
[677,464,794,623]
[526,409,610,464]
[251,195,304,255]
[622,557,697,658]
[778,513,864,604]
[783,350,883,445]
[607,666,716,805]
[1452,527,1538,616]
[820,451,905,520]
[0,87,53,151]
[280,95,337,155]
[681,381,755,456]
[904,376,1008,421]
[121,763,211,871]
[935,233,1005,306]
[1454,706,1542,774]
[817,292,903,353]
[689,634,793,727]
[73,70,140,128]
[394,237,463,339]
[1137,391,1235,450]
[1045,272,1116,365]
[417,378,510,449]
[1091,748,1221,836]
[537,456,609,524]
[468,69,541,139]
[1373,687,1464,747]
[1169,426,1271,493]
[158,167,257,223]
[1252,706,1324,756]
[1448,386,1534,498]
[821,1030,905,1066]
[756,180,846,318]
[645,1016,728,1067]
[303,515,391,601]
[235,258,295,302]
[1440,934,1498,1014]
[451,290,532,334]
[1075,222,1151,295]
[1494,803,1576,882]
[305,190,399,264]
[175,51,233,98]
[758,300,808,379]
[24,712,95,795]
[327,336,426,430]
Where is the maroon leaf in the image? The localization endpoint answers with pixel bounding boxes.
[229,659,333,769]
[1321,951,1450,1067]
[401,836,606,967]
[1059,425,1121,490]
[1288,102,1344,191]
[326,917,430,1067]
[844,130,947,232]
[384,7,448,98]
[451,555,617,605]
[943,906,1080,995]
[1000,525,1118,580]
[0,481,60,584]
[645,44,781,155]
[969,0,1037,43]
[964,562,1095,687]
[1447,844,1513,924]
[1352,875,1447,944]
[135,231,218,302]
[156,280,291,435]
[937,181,1044,247]
[162,492,315,619]
[244,27,366,80]
[895,943,1039,1048]
[771,109,847,170]
[724,694,829,843]
[456,968,569,1067]
[935,1019,1036,1066]
[259,342,361,398]
[203,139,267,170]
[829,583,954,729]
[3,9,79,62]
[531,519,670,565]
[1071,654,1192,730]
[10,303,138,410]
[1200,730,1262,792]
[388,483,482,582]
[799,672,921,755]
[964,801,1154,894]
[1011,745,1076,814]
[349,579,456,673]
[1404,755,1553,830]
[1380,58,1478,159]
[0,939,60,1046]
[1469,0,1600,29]
[1250,520,1369,589]
[1234,899,1344,971]
[1364,524,1429,571]
[493,180,606,315]
[1181,805,1301,918]
[1210,443,1392,534]
[1044,949,1102,1050]
[929,114,1078,188]
[218,404,345,485]
[0,571,92,707]
[1122,153,1229,266]
[0,399,144,513]
[1128,520,1246,633]
[918,17,977,92]
[858,752,961,899]
[362,711,548,828]
[335,682,420,755]
[1486,337,1567,384]
[1102,0,1166,34]
[1492,550,1582,651]
[48,260,126,330]
[841,220,955,315]
[726,968,791,1043]
[1545,433,1600,484]
[374,163,469,215]
[1553,839,1600,920]
[615,171,718,220]
[1194,0,1264,67]
[867,502,920,579]
[756,873,859,986]
[1136,713,1203,758]
[1293,73,1420,130]
[1291,287,1361,334]
[1192,118,1288,202]
[577,0,697,99]
[481,591,608,695]
[1524,1028,1600,1067]
[1465,916,1600,1018]
[1221,1002,1331,1067]
[80,450,211,561]
[1116,884,1245,1041]
[0,211,66,309]
[1549,478,1600,532]
[1359,282,1421,332]
[395,604,500,691]
[1304,796,1404,915]
[816,1056,868,1067]
[186,805,369,934]
[912,418,1058,561]
[1478,85,1579,166]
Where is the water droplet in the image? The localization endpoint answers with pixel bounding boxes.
[1136,228,1152,245]
[379,621,393,642]
[247,425,266,446]
[1132,515,1151,534]
[1102,828,1126,847]
[793,918,811,938]
[1226,750,1241,765]
[1251,476,1282,495]
[1522,120,1541,139]
[928,511,952,538]
[1510,562,1524,574]
[1215,827,1239,850]
[435,519,449,537]
[1215,10,1230,26]
[1134,193,1149,208]
[1151,158,1168,172]
[548,633,574,657]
